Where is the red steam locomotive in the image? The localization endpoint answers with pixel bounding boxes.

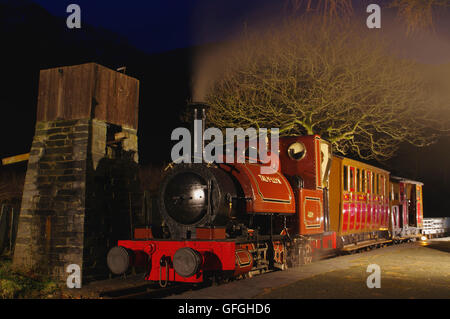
[106,107,424,286]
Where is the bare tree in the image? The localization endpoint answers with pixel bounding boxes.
[286,0,353,22]
[204,18,448,160]
[389,0,450,35]
[286,0,450,34]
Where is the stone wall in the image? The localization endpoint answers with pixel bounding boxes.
[13,118,142,282]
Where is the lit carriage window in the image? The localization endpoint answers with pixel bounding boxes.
[361,169,366,193]
[356,168,361,192]
[380,176,384,196]
[376,174,380,195]
[287,142,306,161]
[343,165,348,191]
[371,172,375,194]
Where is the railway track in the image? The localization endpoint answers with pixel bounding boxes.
[98,270,275,299]
[99,282,209,299]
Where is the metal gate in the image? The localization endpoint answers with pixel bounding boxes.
[0,203,20,256]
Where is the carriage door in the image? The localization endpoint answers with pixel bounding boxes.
[349,167,356,231]
[399,183,407,228]
[409,185,417,227]
[392,206,399,229]
[416,185,423,227]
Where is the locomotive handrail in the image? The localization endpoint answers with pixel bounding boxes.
[159,258,169,288]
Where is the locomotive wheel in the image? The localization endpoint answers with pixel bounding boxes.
[300,244,313,265]
[287,242,302,267]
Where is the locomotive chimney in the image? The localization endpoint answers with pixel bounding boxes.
[189,102,209,163]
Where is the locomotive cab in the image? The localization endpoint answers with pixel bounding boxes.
[279,135,333,236]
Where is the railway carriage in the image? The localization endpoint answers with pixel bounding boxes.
[328,156,391,251]
[389,177,423,240]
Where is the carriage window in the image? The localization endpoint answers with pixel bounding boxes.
[350,167,355,191]
[380,175,383,195]
[361,169,366,193]
[343,165,348,191]
[356,169,361,192]
[406,185,411,200]
[375,174,380,195]
[371,172,375,194]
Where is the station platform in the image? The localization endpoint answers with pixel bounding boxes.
[166,238,450,299]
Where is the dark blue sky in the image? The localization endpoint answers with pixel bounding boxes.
[30,0,290,53]
[28,0,450,63]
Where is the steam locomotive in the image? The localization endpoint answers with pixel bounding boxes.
[106,106,424,286]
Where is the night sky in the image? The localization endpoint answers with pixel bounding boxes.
[29,0,289,53]
[1,0,449,217]
[28,0,450,59]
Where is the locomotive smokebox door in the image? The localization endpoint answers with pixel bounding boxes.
[164,172,208,225]
[158,164,237,239]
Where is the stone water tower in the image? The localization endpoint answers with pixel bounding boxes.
[13,63,142,282]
